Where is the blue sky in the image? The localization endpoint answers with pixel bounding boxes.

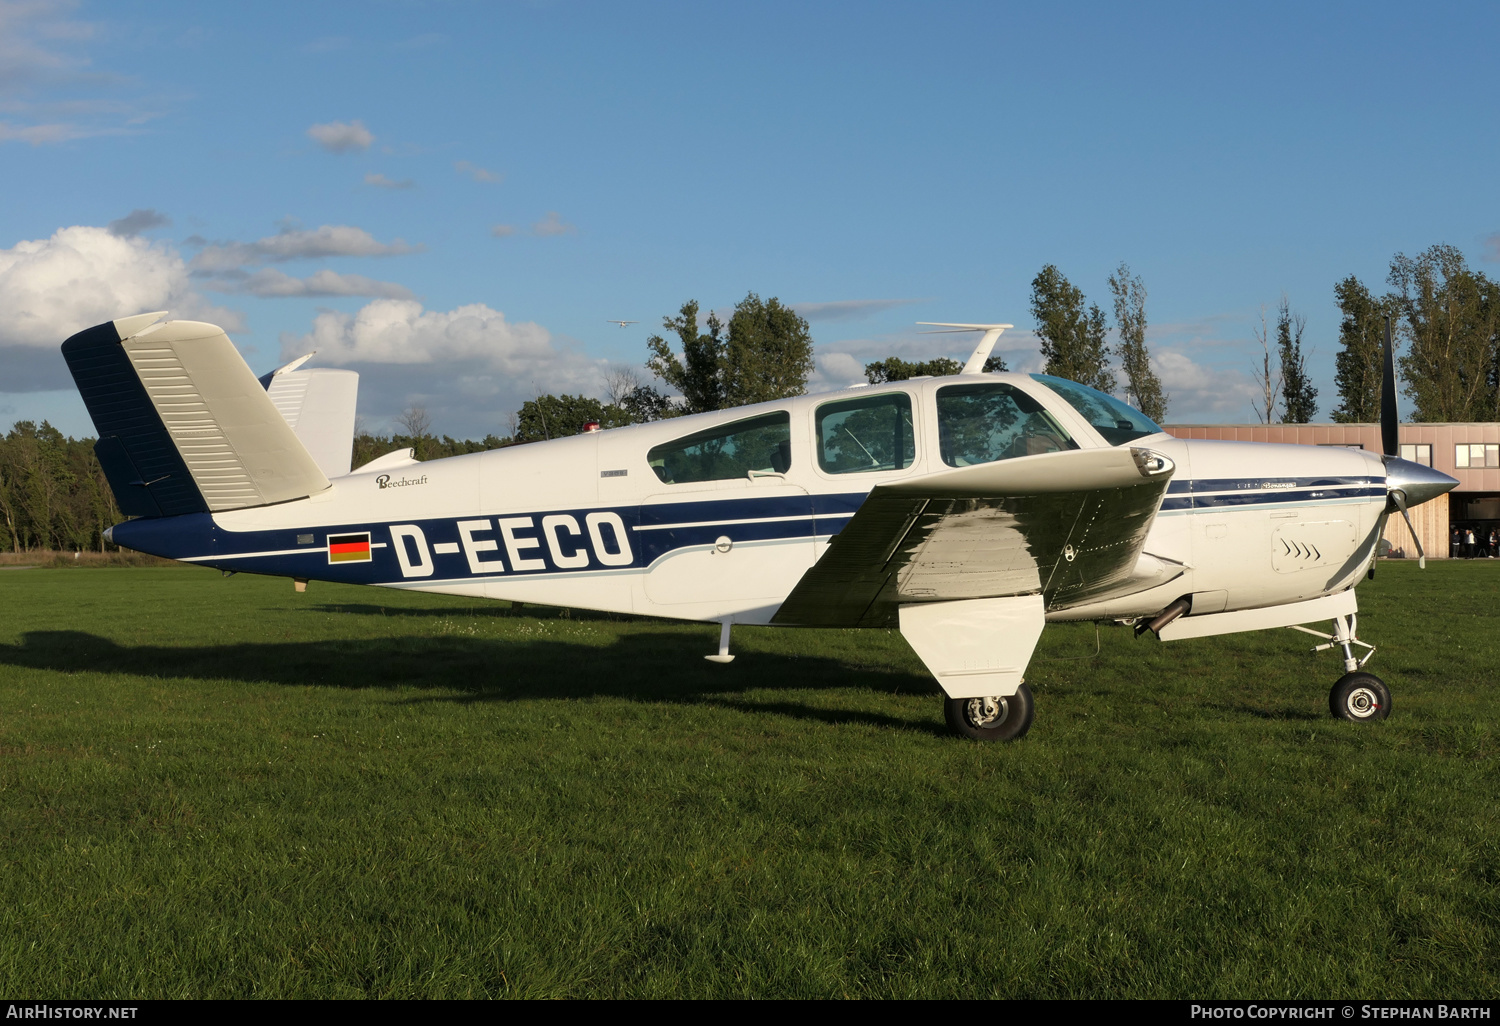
[3,0,1498,439]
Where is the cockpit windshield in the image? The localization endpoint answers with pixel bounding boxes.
[1031,375,1162,446]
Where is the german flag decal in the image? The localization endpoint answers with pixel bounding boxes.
[327,532,372,564]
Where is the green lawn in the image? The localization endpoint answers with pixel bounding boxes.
[0,562,1495,998]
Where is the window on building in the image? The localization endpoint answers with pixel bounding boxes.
[815,392,915,475]
[647,412,792,484]
[1400,443,1432,467]
[1320,443,1365,450]
[937,382,1077,467]
[1455,443,1500,469]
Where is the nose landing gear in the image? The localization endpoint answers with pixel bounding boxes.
[1291,612,1391,722]
[1329,672,1392,721]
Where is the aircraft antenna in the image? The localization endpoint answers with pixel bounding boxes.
[916,323,1013,374]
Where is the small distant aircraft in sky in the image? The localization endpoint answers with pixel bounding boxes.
[606,320,638,328]
[63,313,1454,741]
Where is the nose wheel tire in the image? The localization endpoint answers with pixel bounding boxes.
[1329,672,1391,722]
[944,684,1035,741]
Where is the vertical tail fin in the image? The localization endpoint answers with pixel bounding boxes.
[260,360,360,478]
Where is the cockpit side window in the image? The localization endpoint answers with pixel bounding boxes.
[936,382,1077,467]
[1030,374,1161,445]
[647,411,792,484]
[815,392,915,475]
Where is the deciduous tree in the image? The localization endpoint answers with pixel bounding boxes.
[396,405,432,438]
[722,293,815,406]
[1108,262,1167,421]
[646,301,727,414]
[1030,265,1115,394]
[515,394,614,443]
[1389,244,1500,422]
[604,364,676,424]
[1250,305,1281,424]
[864,357,961,383]
[1277,297,1318,423]
[646,294,815,413]
[1331,275,1390,423]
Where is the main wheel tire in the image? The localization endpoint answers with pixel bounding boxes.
[1329,672,1392,722]
[944,684,1035,741]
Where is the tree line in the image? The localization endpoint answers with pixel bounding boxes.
[1331,244,1499,423]
[0,421,121,553]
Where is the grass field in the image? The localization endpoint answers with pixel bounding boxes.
[0,562,1496,998]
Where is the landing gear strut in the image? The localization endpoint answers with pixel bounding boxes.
[1291,613,1391,722]
[944,684,1035,741]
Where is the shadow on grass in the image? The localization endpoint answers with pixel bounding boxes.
[0,629,947,736]
[307,603,640,622]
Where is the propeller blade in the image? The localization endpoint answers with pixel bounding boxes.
[1392,489,1426,570]
[1381,314,1399,458]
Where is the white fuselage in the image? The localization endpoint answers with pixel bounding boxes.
[176,373,1388,627]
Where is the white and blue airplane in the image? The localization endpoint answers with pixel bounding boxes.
[62,313,1456,740]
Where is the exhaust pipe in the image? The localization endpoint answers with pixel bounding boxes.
[1135,597,1191,638]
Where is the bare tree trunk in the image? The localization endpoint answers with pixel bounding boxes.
[1251,305,1282,423]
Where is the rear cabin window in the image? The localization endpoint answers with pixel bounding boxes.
[647,412,792,484]
[936,382,1077,467]
[816,392,915,474]
[1031,374,1161,445]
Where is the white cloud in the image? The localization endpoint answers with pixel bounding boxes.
[1137,314,1286,423]
[793,298,924,322]
[1485,231,1500,262]
[364,172,413,189]
[490,224,516,238]
[307,119,373,153]
[285,299,561,366]
[280,299,606,437]
[207,268,414,299]
[532,211,575,237]
[0,224,242,391]
[107,208,171,237]
[807,351,866,393]
[0,120,91,144]
[1151,349,1262,423]
[455,160,502,183]
[189,224,418,272]
[0,3,155,144]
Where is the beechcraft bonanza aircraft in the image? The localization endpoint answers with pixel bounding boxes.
[61,313,1456,740]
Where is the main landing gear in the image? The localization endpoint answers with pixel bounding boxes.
[943,684,1035,741]
[1292,612,1391,722]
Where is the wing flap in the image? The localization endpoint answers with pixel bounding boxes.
[772,446,1174,627]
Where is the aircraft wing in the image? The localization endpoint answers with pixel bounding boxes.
[772,446,1175,627]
